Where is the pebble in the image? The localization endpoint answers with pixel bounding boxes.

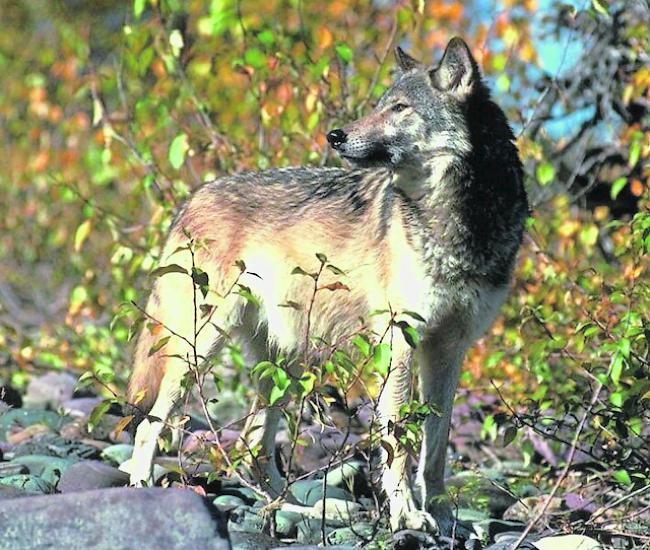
[57,460,128,492]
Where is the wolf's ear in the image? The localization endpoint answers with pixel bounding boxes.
[394,46,421,72]
[430,37,479,97]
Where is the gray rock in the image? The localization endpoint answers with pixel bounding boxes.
[10,455,78,486]
[0,474,53,494]
[290,479,354,506]
[23,371,77,409]
[312,497,362,523]
[474,518,526,541]
[0,462,28,477]
[0,409,71,440]
[228,505,266,534]
[61,397,103,417]
[533,534,601,550]
[229,531,281,550]
[327,523,376,546]
[12,433,98,458]
[297,518,334,544]
[325,460,363,487]
[213,494,246,513]
[274,509,303,537]
[100,443,134,466]
[58,460,128,492]
[0,485,38,499]
[0,487,230,549]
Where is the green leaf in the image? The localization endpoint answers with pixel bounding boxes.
[168,133,189,170]
[628,139,641,167]
[503,426,517,447]
[613,469,631,486]
[191,268,209,298]
[244,47,265,69]
[150,264,188,277]
[291,266,316,278]
[536,162,555,186]
[402,310,426,323]
[315,252,327,264]
[269,385,287,405]
[592,0,609,15]
[74,219,92,253]
[610,177,627,200]
[148,336,171,357]
[326,264,345,276]
[351,335,370,357]
[88,400,113,433]
[258,30,275,47]
[299,372,317,396]
[335,43,353,63]
[372,343,391,377]
[396,321,420,349]
[133,0,146,19]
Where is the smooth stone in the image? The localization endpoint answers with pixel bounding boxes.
[0,474,53,494]
[229,531,283,550]
[0,487,229,549]
[60,397,103,417]
[275,510,303,537]
[100,444,134,466]
[58,460,128,492]
[327,523,376,546]
[10,455,78,486]
[23,372,77,409]
[312,497,362,523]
[213,494,245,512]
[474,518,526,541]
[456,507,490,522]
[0,462,28,477]
[325,461,364,487]
[290,479,354,506]
[12,434,98,459]
[228,505,266,534]
[0,409,71,440]
[297,518,334,544]
[533,535,601,550]
[504,495,563,522]
[0,485,38,499]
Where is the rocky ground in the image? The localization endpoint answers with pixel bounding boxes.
[0,372,614,549]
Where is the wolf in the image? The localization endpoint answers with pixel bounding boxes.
[122,37,528,535]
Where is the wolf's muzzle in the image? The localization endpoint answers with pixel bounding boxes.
[326,128,347,150]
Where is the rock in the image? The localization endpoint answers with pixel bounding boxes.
[456,507,490,523]
[61,397,103,417]
[23,371,77,409]
[213,494,245,513]
[11,455,79,486]
[12,433,99,459]
[0,474,53,494]
[0,462,28,477]
[0,409,71,440]
[275,509,303,537]
[325,461,364,487]
[0,485,37,499]
[290,479,354,506]
[0,487,229,549]
[503,495,563,522]
[474,518,526,541]
[312,497,362,523]
[230,531,282,549]
[533,534,601,550]
[228,505,266,534]
[100,444,134,466]
[447,471,518,516]
[297,518,334,544]
[57,460,128,492]
[327,523,376,546]
[10,455,78,486]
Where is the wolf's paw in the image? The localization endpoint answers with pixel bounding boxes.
[392,508,438,533]
[119,458,152,487]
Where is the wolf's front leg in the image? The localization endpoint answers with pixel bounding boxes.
[416,340,465,536]
[377,340,436,532]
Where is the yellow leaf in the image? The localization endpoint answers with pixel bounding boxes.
[74,219,92,252]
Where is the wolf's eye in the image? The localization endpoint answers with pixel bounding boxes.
[391,103,409,112]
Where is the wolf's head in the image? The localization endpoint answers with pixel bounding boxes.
[327,37,488,172]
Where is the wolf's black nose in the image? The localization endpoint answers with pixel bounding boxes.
[327,129,347,149]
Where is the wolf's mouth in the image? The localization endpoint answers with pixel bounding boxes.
[340,143,392,165]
